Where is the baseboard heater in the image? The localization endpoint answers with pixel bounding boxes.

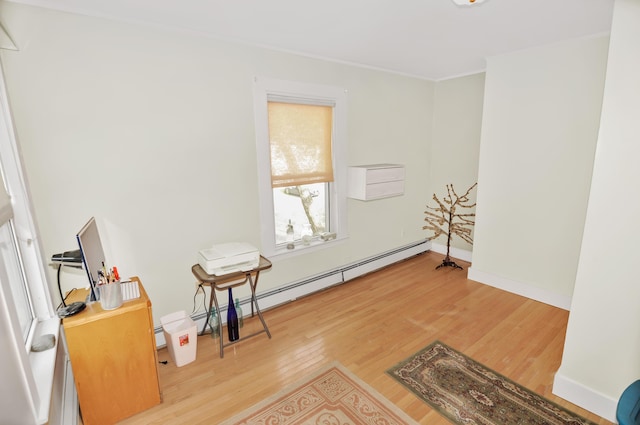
[154,240,430,341]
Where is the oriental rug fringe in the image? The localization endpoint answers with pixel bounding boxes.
[221,361,418,425]
[386,340,597,425]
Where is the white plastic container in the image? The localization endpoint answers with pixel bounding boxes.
[160,311,197,367]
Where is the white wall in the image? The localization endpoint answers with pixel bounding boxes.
[0,2,434,324]
[469,35,609,309]
[0,1,630,423]
[429,73,484,254]
[554,0,640,421]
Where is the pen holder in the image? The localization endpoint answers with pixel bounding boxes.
[99,281,123,310]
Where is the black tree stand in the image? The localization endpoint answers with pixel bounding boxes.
[424,183,477,270]
[435,208,463,270]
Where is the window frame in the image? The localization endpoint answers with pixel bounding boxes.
[0,65,54,325]
[0,58,58,424]
[253,77,348,258]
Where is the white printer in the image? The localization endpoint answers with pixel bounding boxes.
[198,242,260,276]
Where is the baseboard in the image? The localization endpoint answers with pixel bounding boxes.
[430,243,472,263]
[552,370,618,423]
[428,246,572,311]
[155,240,431,346]
[467,267,572,310]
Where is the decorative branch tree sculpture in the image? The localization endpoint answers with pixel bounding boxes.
[423,183,477,270]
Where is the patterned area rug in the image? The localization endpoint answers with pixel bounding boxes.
[220,361,418,425]
[386,341,597,425]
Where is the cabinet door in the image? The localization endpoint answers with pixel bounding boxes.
[66,305,160,425]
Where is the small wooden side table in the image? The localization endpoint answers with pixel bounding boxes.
[191,256,272,358]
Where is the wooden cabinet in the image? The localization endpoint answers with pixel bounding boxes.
[63,277,161,425]
[347,164,405,200]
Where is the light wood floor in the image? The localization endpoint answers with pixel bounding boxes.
[119,251,612,424]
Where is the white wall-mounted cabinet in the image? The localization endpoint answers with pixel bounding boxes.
[347,164,405,201]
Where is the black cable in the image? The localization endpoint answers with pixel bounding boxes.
[56,264,79,310]
[199,284,207,312]
[57,264,66,307]
[63,288,77,302]
[190,283,206,316]
[56,288,78,310]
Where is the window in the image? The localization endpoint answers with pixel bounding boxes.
[0,81,36,344]
[0,69,51,337]
[254,77,348,257]
[0,59,58,423]
[0,218,33,341]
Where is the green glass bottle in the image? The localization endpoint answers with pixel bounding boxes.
[235,298,244,328]
[210,309,219,339]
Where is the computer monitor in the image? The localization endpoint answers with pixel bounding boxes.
[76,217,105,302]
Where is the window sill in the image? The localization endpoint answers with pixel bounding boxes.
[268,234,347,260]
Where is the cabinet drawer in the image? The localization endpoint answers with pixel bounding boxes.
[348,164,405,201]
[365,180,404,200]
[365,166,405,184]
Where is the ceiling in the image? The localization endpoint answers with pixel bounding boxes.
[8,0,615,80]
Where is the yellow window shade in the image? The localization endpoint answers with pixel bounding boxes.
[268,101,334,188]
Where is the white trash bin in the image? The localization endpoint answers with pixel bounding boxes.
[161,311,197,367]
